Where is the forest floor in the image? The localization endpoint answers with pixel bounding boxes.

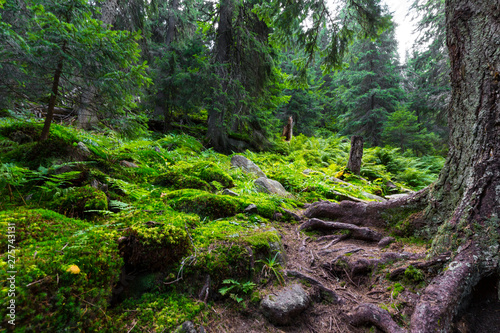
[203,207,500,333]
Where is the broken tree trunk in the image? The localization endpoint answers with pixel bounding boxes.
[346,135,363,175]
[282,116,294,141]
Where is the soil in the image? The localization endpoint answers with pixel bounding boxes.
[202,210,500,333]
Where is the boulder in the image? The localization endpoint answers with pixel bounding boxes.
[222,189,239,197]
[231,155,266,178]
[77,141,91,154]
[173,321,198,333]
[244,204,258,214]
[120,160,139,168]
[254,177,290,197]
[260,284,310,325]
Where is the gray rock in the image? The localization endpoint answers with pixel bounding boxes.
[120,160,139,168]
[77,142,90,154]
[154,146,161,153]
[254,177,290,197]
[245,204,258,214]
[231,155,266,178]
[361,191,387,202]
[378,236,396,248]
[386,193,411,200]
[260,284,310,325]
[174,321,198,333]
[222,189,239,196]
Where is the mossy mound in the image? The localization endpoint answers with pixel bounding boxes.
[0,209,121,331]
[0,209,90,250]
[120,222,192,271]
[170,161,234,189]
[165,189,245,219]
[155,171,211,192]
[51,185,108,218]
[0,122,86,168]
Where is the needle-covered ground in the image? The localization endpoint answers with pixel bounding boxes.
[1,119,454,332]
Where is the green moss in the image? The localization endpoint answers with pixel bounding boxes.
[52,185,108,218]
[110,292,205,332]
[155,171,211,192]
[0,216,121,332]
[122,222,191,271]
[173,161,234,189]
[165,189,245,219]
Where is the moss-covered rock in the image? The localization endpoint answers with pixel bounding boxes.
[0,209,121,332]
[52,185,108,218]
[120,222,191,271]
[165,189,245,219]
[155,171,211,192]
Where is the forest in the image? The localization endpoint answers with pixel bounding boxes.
[0,0,498,332]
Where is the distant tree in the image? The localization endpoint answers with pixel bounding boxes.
[0,0,149,140]
[331,21,404,146]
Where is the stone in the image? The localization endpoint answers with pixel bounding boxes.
[245,204,258,214]
[361,192,387,202]
[378,236,396,248]
[254,177,290,197]
[230,155,266,178]
[174,321,198,333]
[120,160,139,168]
[154,146,161,153]
[77,142,90,154]
[260,284,310,325]
[222,189,239,196]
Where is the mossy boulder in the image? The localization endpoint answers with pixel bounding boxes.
[170,161,234,189]
[155,171,211,192]
[52,185,108,218]
[120,222,191,271]
[165,189,246,219]
[0,209,121,331]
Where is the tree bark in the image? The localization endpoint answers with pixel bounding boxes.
[346,135,363,175]
[40,42,66,141]
[206,0,234,153]
[410,0,500,330]
[76,0,118,129]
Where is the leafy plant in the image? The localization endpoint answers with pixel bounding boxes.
[257,252,285,285]
[219,279,256,304]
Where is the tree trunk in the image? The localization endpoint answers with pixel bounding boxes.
[76,0,118,129]
[206,0,234,153]
[410,0,500,330]
[165,0,179,45]
[40,43,66,141]
[346,136,363,175]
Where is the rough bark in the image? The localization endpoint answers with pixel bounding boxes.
[346,135,363,175]
[410,0,500,331]
[348,303,406,333]
[300,218,384,242]
[282,116,294,141]
[76,0,118,129]
[206,0,234,153]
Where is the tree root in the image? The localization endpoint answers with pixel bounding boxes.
[304,188,429,228]
[347,303,406,333]
[300,218,384,242]
[410,245,487,332]
[324,252,425,277]
[286,270,342,304]
[387,252,451,280]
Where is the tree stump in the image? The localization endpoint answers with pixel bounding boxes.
[282,116,294,141]
[346,136,363,175]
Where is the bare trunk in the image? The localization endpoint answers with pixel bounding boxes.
[165,0,179,45]
[410,0,500,330]
[40,43,66,141]
[346,135,363,175]
[76,0,118,129]
[207,0,234,153]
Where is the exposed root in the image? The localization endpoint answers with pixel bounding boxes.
[300,218,384,242]
[304,188,429,228]
[286,270,342,304]
[348,303,406,333]
[387,252,451,280]
[324,252,425,277]
[410,245,487,332]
